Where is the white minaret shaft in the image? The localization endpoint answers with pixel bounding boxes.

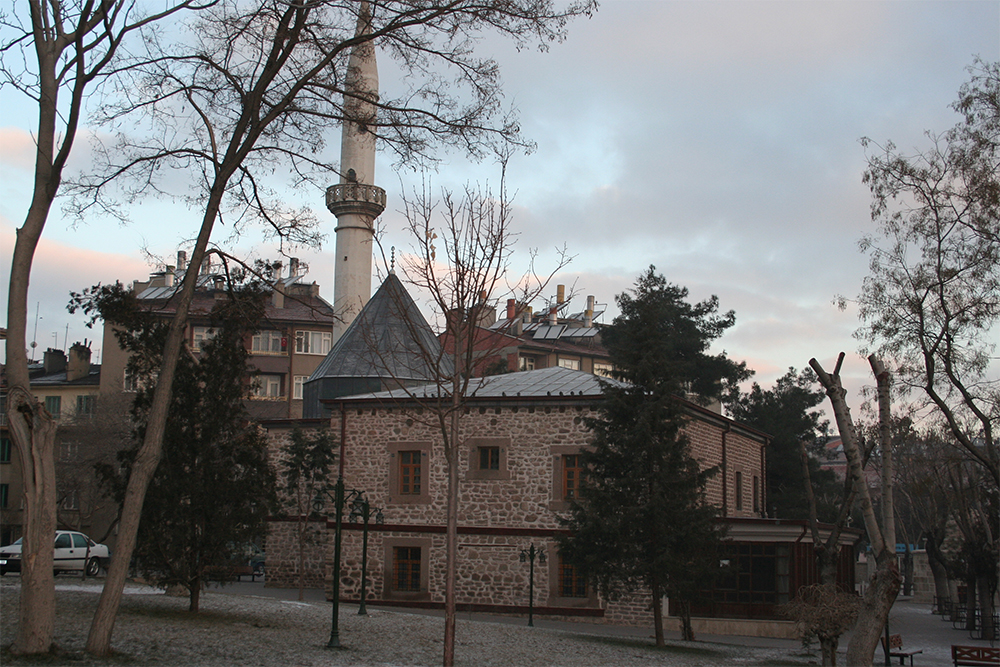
[328,2,385,341]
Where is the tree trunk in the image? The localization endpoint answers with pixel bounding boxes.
[189,578,202,612]
[818,633,839,667]
[650,579,666,646]
[297,521,306,602]
[846,549,901,666]
[442,408,460,667]
[87,198,224,656]
[924,534,951,613]
[977,576,995,641]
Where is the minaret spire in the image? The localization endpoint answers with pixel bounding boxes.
[327,1,385,341]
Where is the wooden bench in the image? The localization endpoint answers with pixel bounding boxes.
[880,634,922,666]
[205,564,261,582]
[952,646,1000,667]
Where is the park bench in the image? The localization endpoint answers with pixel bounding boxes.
[205,564,261,582]
[880,634,922,666]
[952,645,1000,667]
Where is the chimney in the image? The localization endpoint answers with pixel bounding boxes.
[213,276,225,291]
[506,299,516,320]
[177,250,187,273]
[548,304,557,326]
[43,348,67,375]
[164,266,175,287]
[66,341,92,382]
[557,284,565,306]
[585,295,595,327]
[201,256,211,275]
[289,257,299,279]
[272,285,285,309]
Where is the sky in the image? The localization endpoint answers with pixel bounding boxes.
[1,0,998,407]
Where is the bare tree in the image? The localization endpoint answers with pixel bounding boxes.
[355,168,569,665]
[810,354,900,667]
[0,0,209,653]
[64,1,593,656]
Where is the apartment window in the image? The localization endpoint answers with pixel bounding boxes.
[191,326,216,351]
[45,395,61,419]
[293,375,308,400]
[593,362,613,378]
[519,356,535,371]
[252,374,283,398]
[734,471,743,511]
[752,476,760,514]
[392,546,422,592]
[251,330,285,355]
[61,489,79,511]
[76,395,96,417]
[559,557,587,598]
[0,484,8,509]
[563,454,582,500]
[399,451,421,495]
[0,437,11,463]
[295,330,332,355]
[388,443,431,505]
[558,357,580,370]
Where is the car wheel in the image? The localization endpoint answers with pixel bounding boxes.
[86,557,100,577]
[253,563,264,576]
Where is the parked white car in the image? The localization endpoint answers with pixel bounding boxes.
[0,530,111,576]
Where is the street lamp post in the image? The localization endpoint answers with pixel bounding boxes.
[518,543,547,627]
[312,480,361,649]
[348,494,384,616]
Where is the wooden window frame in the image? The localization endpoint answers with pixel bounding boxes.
[466,437,510,481]
[388,442,432,505]
[550,445,585,511]
[548,545,599,608]
[382,536,432,601]
[735,470,743,511]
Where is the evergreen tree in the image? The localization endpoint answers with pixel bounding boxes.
[83,278,277,612]
[559,267,750,645]
[724,368,840,521]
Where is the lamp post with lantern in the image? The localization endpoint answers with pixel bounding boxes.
[518,543,547,627]
[348,494,384,615]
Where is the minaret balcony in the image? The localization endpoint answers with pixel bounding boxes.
[326,183,387,219]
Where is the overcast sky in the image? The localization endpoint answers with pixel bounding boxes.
[2,0,998,406]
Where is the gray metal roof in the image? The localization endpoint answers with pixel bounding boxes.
[307,273,448,383]
[339,366,618,402]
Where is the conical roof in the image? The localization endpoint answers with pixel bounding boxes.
[308,273,449,383]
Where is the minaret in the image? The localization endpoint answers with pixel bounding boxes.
[327,1,386,341]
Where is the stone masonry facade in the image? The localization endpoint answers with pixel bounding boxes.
[265,389,768,630]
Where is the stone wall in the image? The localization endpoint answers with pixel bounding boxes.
[265,394,769,632]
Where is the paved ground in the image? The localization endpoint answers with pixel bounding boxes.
[1,573,996,666]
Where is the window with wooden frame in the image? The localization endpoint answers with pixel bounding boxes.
[466,437,510,481]
[563,454,582,500]
[388,442,431,504]
[734,471,743,511]
[558,556,587,598]
[392,546,422,592]
[399,451,421,495]
[752,475,760,514]
[383,537,431,600]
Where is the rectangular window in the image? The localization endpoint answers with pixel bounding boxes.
[479,446,500,471]
[559,557,587,598]
[295,330,332,355]
[293,375,308,400]
[45,395,61,419]
[558,357,580,370]
[76,395,96,417]
[252,374,283,398]
[735,471,743,511]
[0,437,11,463]
[0,484,8,509]
[61,489,79,511]
[392,546,421,592]
[251,330,285,355]
[192,326,216,351]
[399,451,421,495]
[519,356,535,371]
[593,362,613,377]
[563,454,582,500]
[752,476,760,514]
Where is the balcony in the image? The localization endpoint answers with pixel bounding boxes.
[326,183,386,220]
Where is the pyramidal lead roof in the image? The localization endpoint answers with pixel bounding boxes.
[307,273,449,383]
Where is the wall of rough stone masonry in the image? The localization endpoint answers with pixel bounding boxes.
[265,518,328,589]
[265,395,768,630]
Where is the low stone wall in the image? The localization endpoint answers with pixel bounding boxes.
[265,518,328,589]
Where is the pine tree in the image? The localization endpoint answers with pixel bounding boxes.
[559,267,749,644]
